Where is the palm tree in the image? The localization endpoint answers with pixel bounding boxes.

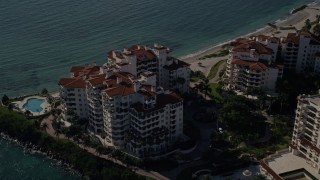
[277,93,288,113]
[34,120,41,129]
[65,130,72,139]
[202,77,209,84]
[54,129,61,138]
[41,122,49,133]
[24,110,32,117]
[198,78,211,98]
[41,88,48,96]
[313,23,320,36]
[202,83,211,99]
[7,104,14,111]
[304,19,311,31]
[1,94,9,106]
[193,83,201,95]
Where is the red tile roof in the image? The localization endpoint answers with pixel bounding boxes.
[58,78,86,88]
[139,89,155,97]
[299,31,311,36]
[285,31,313,44]
[127,44,143,51]
[60,64,100,88]
[132,49,156,61]
[232,41,273,55]
[230,38,249,46]
[107,51,125,60]
[139,84,156,97]
[70,66,85,73]
[104,82,135,97]
[87,74,106,86]
[131,91,183,113]
[158,92,183,104]
[140,71,156,77]
[103,72,136,97]
[70,65,100,78]
[286,33,300,44]
[108,45,156,63]
[107,51,114,60]
[251,35,280,44]
[115,71,135,80]
[231,59,268,70]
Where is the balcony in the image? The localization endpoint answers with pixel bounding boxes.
[312,136,318,143]
[305,130,313,139]
[305,119,314,127]
[313,130,319,137]
[305,125,313,133]
[307,112,316,119]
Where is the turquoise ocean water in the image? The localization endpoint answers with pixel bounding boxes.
[0,137,80,180]
[0,0,317,178]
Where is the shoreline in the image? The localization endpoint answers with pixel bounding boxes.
[3,1,320,97]
[181,1,320,64]
[0,132,82,178]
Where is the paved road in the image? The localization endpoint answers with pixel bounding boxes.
[41,115,168,180]
[42,102,217,180]
[158,104,216,179]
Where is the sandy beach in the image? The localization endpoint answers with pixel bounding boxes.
[182,3,320,75]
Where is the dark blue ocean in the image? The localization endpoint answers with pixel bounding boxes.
[0,0,315,97]
[0,137,80,180]
[0,0,316,178]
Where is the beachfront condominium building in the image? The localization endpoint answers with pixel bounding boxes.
[225,36,283,92]
[106,44,191,94]
[58,44,187,158]
[58,65,101,120]
[281,31,320,73]
[291,92,320,174]
[259,92,320,180]
[100,72,183,157]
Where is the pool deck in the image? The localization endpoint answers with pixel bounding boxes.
[14,96,51,116]
[264,149,320,179]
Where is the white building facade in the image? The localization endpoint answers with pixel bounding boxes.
[58,65,100,120]
[290,92,320,174]
[226,37,283,92]
[106,44,191,94]
[58,44,186,158]
[282,31,320,73]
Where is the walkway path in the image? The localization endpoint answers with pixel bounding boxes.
[189,56,227,77]
[158,103,215,179]
[41,115,168,180]
[209,61,226,84]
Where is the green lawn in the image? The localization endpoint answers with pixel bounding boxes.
[209,83,222,101]
[207,60,226,80]
[199,49,229,60]
[190,76,200,82]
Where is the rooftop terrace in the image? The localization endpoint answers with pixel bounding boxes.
[263,149,320,179]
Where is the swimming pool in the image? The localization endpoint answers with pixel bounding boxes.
[23,98,45,112]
